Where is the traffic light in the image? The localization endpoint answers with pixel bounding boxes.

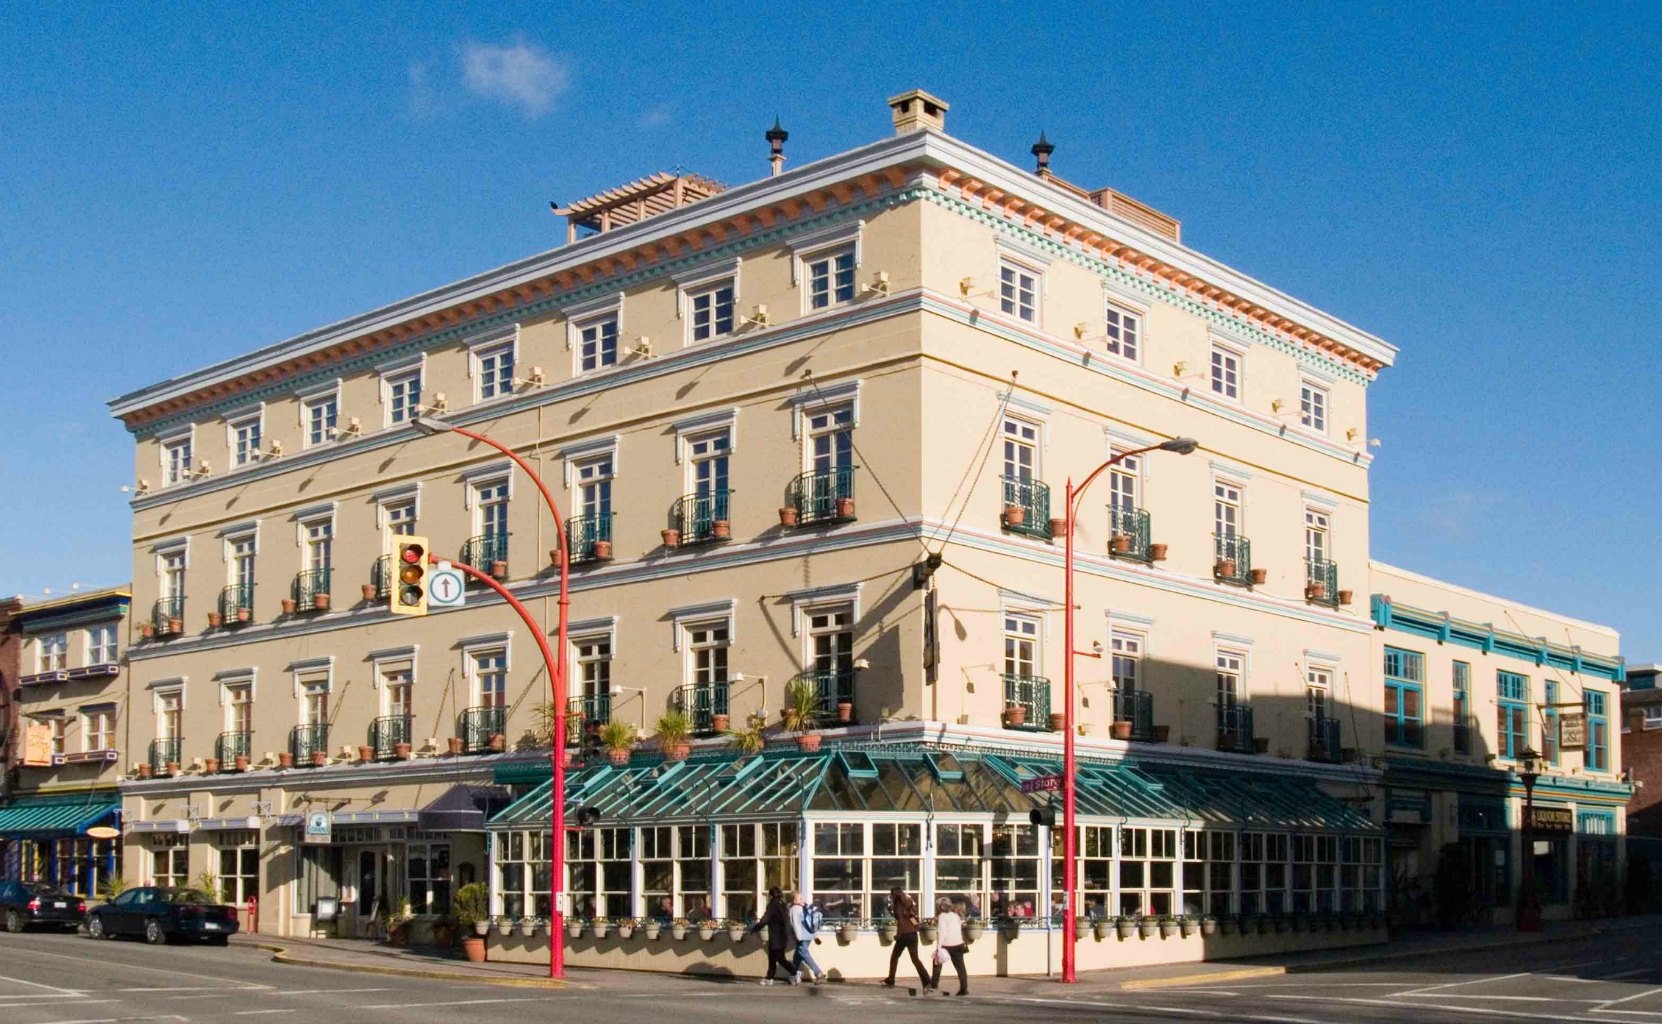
[388,535,429,616]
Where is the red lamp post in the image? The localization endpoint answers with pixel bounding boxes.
[1059,436,1198,984]
[413,416,570,980]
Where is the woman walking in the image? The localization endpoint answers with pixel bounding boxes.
[881,887,929,990]
[749,887,794,985]
[788,891,827,984]
[928,897,969,997]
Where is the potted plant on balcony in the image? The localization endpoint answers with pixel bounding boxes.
[711,711,731,732]
[455,883,489,961]
[729,723,765,757]
[711,518,731,540]
[312,592,330,611]
[357,744,373,762]
[661,527,680,548]
[1338,589,1354,605]
[837,698,855,724]
[488,732,506,753]
[204,757,220,774]
[1215,556,1236,579]
[835,496,856,519]
[309,750,326,768]
[1111,533,1133,554]
[277,751,294,770]
[1306,580,1327,601]
[1152,724,1171,742]
[593,538,612,560]
[1049,516,1067,539]
[234,753,249,772]
[655,710,693,761]
[447,736,464,755]
[1249,568,1267,586]
[778,505,799,527]
[1111,720,1133,741]
[361,582,378,601]
[139,622,155,640]
[1003,502,1026,528]
[281,597,297,615]
[1149,542,1169,561]
[782,679,822,751]
[1004,702,1027,728]
[206,611,222,628]
[1049,711,1066,732]
[394,741,411,760]
[599,720,635,766]
[489,559,508,580]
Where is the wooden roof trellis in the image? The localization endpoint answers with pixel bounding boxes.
[551,171,727,242]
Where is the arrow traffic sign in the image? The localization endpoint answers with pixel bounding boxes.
[428,562,466,608]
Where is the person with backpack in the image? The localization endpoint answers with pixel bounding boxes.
[749,887,794,985]
[788,891,827,984]
[929,897,969,997]
[881,886,930,990]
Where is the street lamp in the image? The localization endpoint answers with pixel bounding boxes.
[412,413,572,979]
[1058,436,1199,984]
[1516,747,1543,933]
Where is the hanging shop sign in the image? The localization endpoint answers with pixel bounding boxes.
[1558,713,1586,752]
[1528,806,1574,834]
[302,811,332,845]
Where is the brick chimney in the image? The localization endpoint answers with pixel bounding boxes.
[888,89,949,135]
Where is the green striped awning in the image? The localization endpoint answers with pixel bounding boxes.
[0,794,120,838]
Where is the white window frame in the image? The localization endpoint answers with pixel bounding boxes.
[381,363,424,428]
[788,221,864,306]
[82,704,116,752]
[802,244,858,312]
[1209,342,1244,403]
[369,646,419,718]
[788,380,862,440]
[85,623,119,665]
[460,633,513,707]
[220,672,255,736]
[1299,378,1329,433]
[998,257,1042,325]
[160,430,194,486]
[672,408,739,466]
[37,633,68,673]
[786,583,863,638]
[373,482,422,533]
[298,384,341,449]
[1103,301,1144,363]
[153,683,186,740]
[1304,507,1331,565]
[225,406,265,469]
[560,435,621,488]
[1213,478,1246,538]
[669,600,738,651]
[574,313,621,373]
[673,260,740,346]
[466,323,520,403]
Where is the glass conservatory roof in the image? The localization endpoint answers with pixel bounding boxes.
[489,746,1378,833]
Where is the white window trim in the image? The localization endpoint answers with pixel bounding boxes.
[296,381,342,448]
[1102,298,1146,364]
[219,519,261,563]
[379,359,426,428]
[670,599,737,652]
[149,677,187,715]
[567,616,620,653]
[373,482,423,529]
[291,501,338,546]
[466,323,520,400]
[215,667,258,707]
[1105,608,1157,643]
[36,633,67,674]
[786,583,863,638]
[153,536,191,572]
[672,407,739,465]
[788,380,862,439]
[158,426,194,485]
[368,645,420,693]
[1302,648,1341,672]
[1300,489,1338,512]
[288,656,334,699]
[461,633,513,698]
[673,257,742,317]
[80,703,117,752]
[1207,337,1247,404]
[1298,377,1331,434]
[1002,411,1048,470]
[1105,428,1158,485]
[1212,634,1255,693]
[462,463,514,509]
[996,254,1046,325]
[561,435,621,488]
[223,403,266,467]
[787,221,864,286]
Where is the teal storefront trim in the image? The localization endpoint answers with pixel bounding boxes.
[1371,595,1625,683]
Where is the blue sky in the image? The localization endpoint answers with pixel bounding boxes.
[2,4,1658,658]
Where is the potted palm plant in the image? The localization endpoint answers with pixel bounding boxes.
[729,723,766,756]
[655,710,693,760]
[782,678,822,751]
[455,883,489,961]
[598,720,635,766]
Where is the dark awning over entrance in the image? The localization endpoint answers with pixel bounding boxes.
[416,785,511,832]
[0,794,120,839]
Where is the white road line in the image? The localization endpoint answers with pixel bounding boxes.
[0,1002,115,1011]
[29,1017,189,1024]
[0,945,269,989]
[1594,986,1662,1012]
[117,989,247,993]
[0,973,85,995]
[1272,992,1623,1023]
[1595,1012,1662,1018]
[232,1011,296,1016]
[985,994,1328,1023]
[358,998,552,1010]
[0,995,86,1001]
[1390,971,1533,997]
[266,989,393,996]
[167,996,241,1002]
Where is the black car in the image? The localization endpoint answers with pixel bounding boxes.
[0,881,85,933]
[85,886,239,945]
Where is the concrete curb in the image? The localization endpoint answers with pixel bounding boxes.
[256,943,566,989]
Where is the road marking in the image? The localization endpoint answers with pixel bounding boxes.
[0,1002,115,1010]
[1594,986,1662,1012]
[1390,971,1533,996]
[1272,992,1623,1023]
[29,1017,189,1024]
[267,989,394,996]
[0,995,86,1001]
[117,989,248,993]
[0,973,84,995]
[167,996,241,1002]
[358,998,552,1010]
[232,1011,296,1016]
[981,994,1326,1023]
[0,946,268,989]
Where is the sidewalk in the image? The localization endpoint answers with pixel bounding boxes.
[233,933,565,987]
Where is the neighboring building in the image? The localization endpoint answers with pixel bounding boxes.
[1621,664,1662,837]
[0,596,23,800]
[102,89,1622,972]
[0,587,130,895]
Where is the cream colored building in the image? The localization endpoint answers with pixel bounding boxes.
[101,90,1622,971]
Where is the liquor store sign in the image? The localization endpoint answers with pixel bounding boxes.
[1528,806,1573,835]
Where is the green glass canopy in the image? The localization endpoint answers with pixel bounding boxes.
[0,793,120,838]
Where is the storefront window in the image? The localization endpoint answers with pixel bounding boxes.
[989,823,1040,918]
[217,832,259,906]
[152,836,188,888]
[1119,826,1176,916]
[812,823,863,920]
[934,823,984,918]
[295,845,342,915]
[1532,836,1568,905]
[718,822,797,921]
[406,842,451,915]
[1293,834,1340,913]
[499,830,551,920]
[641,826,712,919]
[1183,831,1235,917]
[868,823,923,916]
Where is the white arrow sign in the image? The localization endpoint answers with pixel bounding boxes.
[428,561,465,608]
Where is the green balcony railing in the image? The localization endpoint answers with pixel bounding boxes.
[1112,688,1155,741]
[1108,506,1153,562]
[1002,673,1052,730]
[674,681,730,736]
[151,596,185,633]
[371,714,412,759]
[1217,704,1256,752]
[293,568,331,609]
[796,668,855,722]
[1213,534,1253,588]
[566,513,615,564]
[1308,715,1342,763]
[291,723,329,762]
[148,737,182,773]
[461,533,510,572]
[218,584,254,624]
[1001,477,1053,540]
[372,554,395,599]
[788,466,857,525]
[1305,557,1340,608]
[461,705,507,753]
[568,691,613,726]
[673,491,732,546]
[216,731,251,764]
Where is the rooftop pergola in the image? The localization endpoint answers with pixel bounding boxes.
[551,171,726,243]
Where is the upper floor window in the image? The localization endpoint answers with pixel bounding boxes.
[303,518,333,573]
[382,667,412,719]
[157,689,183,741]
[385,499,417,538]
[160,550,186,601]
[999,260,1039,323]
[806,406,853,476]
[385,369,422,426]
[1215,650,1246,734]
[226,682,253,735]
[806,606,854,680]
[1108,449,1141,513]
[574,636,612,703]
[576,456,613,519]
[230,415,262,467]
[162,437,193,486]
[471,649,507,707]
[1306,666,1332,724]
[229,534,256,593]
[1210,344,1242,401]
[86,624,118,665]
[806,247,856,310]
[1214,481,1243,539]
[688,281,736,343]
[1586,690,1609,772]
[1497,670,1529,759]
[1104,304,1141,361]
[1002,418,1040,482]
[687,430,731,499]
[302,679,329,727]
[476,343,515,401]
[1003,614,1040,679]
[1383,647,1424,748]
[686,622,730,688]
[38,633,68,673]
[35,714,67,756]
[1452,661,1472,755]
[475,479,510,540]
[1304,508,1330,565]
[83,706,115,751]
[1300,381,1328,433]
[578,316,619,372]
[304,394,338,448]
[1110,630,1142,692]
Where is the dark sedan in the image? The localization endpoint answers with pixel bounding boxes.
[85,886,239,945]
[0,881,86,933]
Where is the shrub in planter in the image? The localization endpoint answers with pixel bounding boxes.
[962,919,984,943]
[655,709,693,761]
[1000,918,1021,940]
[1200,914,1219,937]
[454,882,489,939]
[726,920,746,942]
[357,745,373,762]
[1114,915,1134,940]
[599,720,635,766]
[642,919,661,940]
[566,919,585,939]
[837,921,858,943]
[670,919,689,941]
[394,742,412,760]
[782,677,821,735]
[1093,918,1111,941]
[919,919,938,944]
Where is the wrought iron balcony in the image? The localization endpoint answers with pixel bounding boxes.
[1002,673,1052,731]
[291,723,329,762]
[1308,716,1342,763]
[796,668,856,722]
[1213,534,1253,588]
[1001,477,1053,540]
[672,491,732,546]
[151,596,185,634]
[673,681,730,736]
[1112,688,1155,741]
[1305,557,1340,608]
[148,737,182,773]
[293,568,331,609]
[568,691,613,726]
[215,731,251,764]
[566,512,615,564]
[1108,506,1153,563]
[460,705,507,753]
[1217,704,1256,753]
[461,534,510,573]
[373,554,395,599]
[218,584,254,624]
[787,466,857,525]
[371,714,413,759]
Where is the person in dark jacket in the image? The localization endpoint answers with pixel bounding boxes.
[749,887,794,984]
[882,886,930,989]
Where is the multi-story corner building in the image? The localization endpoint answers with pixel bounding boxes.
[0,596,22,799]
[0,587,130,894]
[104,90,1623,973]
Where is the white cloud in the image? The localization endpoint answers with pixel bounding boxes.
[638,104,672,129]
[460,39,571,118]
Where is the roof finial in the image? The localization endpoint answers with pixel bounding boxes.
[1031,130,1054,174]
[767,117,789,177]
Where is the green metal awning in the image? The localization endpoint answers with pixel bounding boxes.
[488,746,1378,833]
[0,794,120,838]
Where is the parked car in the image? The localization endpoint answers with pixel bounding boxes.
[85,886,239,945]
[0,881,86,933]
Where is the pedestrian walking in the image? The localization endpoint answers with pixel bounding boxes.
[749,887,794,985]
[881,886,930,990]
[928,897,969,997]
[788,891,827,984]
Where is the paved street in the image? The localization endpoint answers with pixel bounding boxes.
[6,925,1662,1024]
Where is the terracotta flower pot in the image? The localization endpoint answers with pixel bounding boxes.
[281,598,297,615]
[461,936,486,963]
[234,755,250,772]
[779,506,799,527]
[278,752,294,769]
[1148,543,1169,561]
[447,736,464,756]
[711,519,731,540]
[167,617,183,634]
[712,713,731,732]
[592,539,612,560]
[1005,704,1027,727]
[1049,711,1066,732]
[1049,517,1067,538]
[664,742,691,761]
[608,748,631,767]
[137,763,152,779]
[489,734,506,753]
[837,700,854,724]
[1307,581,1327,600]
[834,497,855,519]
[1216,559,1236,578]
[549,547,562,567]
[1152,725,1171,743]
[1338,589,1354,605]
[1003,504,1026,527]
[394,742,412,760]
[661,528,680,548]
[1111,534,1132,554]
[490,560,508,580]
[312,594,329,611]
[235,608,251,623]
[1251,568,1268,586]
[1111,721,1134,741]
[358,745,373,762]
[207,611,222,628]
[140,623,156,639]
[205,757,220,774]
[165,761,179,777]
[796,733,822,753]
[310,751,326,767]
[361,584,378,601]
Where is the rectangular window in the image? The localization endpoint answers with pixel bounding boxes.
[499,830,551,920]
[1543,681,1560,766]
[152,845,189,888]
[1104,304,1140,361]
[1383,647,1425,748]
[385,499,417,537]
[687,622,730,693]
[1300,381,1328,432]
[1119,826,1177,917]
[477,343,514,401]
[386,370,421,426]
[999,260,1039,322]
[806,406,854,476]
[227,683,253,736]
[574,637,611,708]
[158,690,183,742]
[304,394,338,447]
[1110,630,1141,692]
[578,316,618,372]
[1452,661,1472,754]
[1210,345,1241,400]
[1643,706,1662,730]
[688,430,730,500]
[162,437,192,485]
[1304,508,1329,565]
[302,680,328,728]
[1108,451,1140,513]
[1586,690,1609,771]
[231,416,262,467]
[576,457,613,519]
[304,519,333,574]
[406,842,451,915]
[1216,650,1245,736]
[83,706,115,751]
[1214,482,1242,538]
[475,480,509,545]
[868,823,923,918]
[86,625,118,665]
[218,843,259,907]
[689,282,736,342]
[161,550,186,602]
[38,633,68,673]
[382,669,412,720]
[473,650,507,708]
[40,715,67,756]
[229,534,256,602]
[812,823,864,921]
[1004,614,1039,680]
[1307,666,1332,721]
[934,823,984,917]
[988,823,1041,918]
[719,822,798,921]
[1497,670,1529,759]
[294,845,342,916]
[807,247,856,309]
[1002,418,1039,483]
